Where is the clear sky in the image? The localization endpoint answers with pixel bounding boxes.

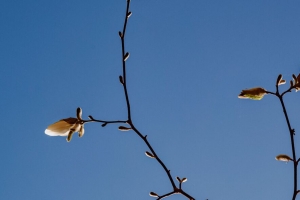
[1,0,300,199]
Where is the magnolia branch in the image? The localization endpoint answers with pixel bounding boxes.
[45,1,195,199]
[239,73,300,200]
[118,0,194,199]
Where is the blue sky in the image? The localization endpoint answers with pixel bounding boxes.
[1,0,300,199]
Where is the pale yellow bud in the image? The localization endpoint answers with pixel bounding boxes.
[238,87,267,100]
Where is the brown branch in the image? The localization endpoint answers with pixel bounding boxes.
[273,77,298,200]
[156,188,195,200]
[276,94,298,200]
[118,0,195,199]
[82,115,127,127]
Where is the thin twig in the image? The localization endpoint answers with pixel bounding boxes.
[82,119,127,124]
[118,0,194,199]
[276,93,298,200]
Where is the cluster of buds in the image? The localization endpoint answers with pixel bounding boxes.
[291,74,300,91]
[176,176,188,183]
[238,73,300,100]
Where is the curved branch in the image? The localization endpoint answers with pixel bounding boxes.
[277,94,298,200]
[120,0,132,120]
[281,86,294,97]
[118,1,195,199]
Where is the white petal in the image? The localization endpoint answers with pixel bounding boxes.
[45,128,69,136]
[45,118,77,136]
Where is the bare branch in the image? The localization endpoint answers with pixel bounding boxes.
[118,1,195,199]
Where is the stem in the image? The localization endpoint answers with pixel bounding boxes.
[119,1,194,199]
[130,123,177,189]
[121,0,132,120]
[120,0,177,190]
[278,94,298,200]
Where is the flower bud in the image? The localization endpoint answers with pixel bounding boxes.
[118,126,131,131]
[275,154,293,162]
[276,74,282,86]
[124,52,130,61]
[238,87,267,100]
[118,31,123,38]
[279,80,286,85]
[119,76,124,84]
[149,192,159,197]
[293,74,297,84]
[77,107,82,120]
[294,74,300,91]
[276,74,286,86]
[145,151,155,158]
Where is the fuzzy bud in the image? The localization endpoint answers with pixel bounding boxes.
[275,154,293,162]
[145,151,155,158]
[149,192,159,198]
[124,52,130,61]
[118,126,131,131]
[119,76,124,84]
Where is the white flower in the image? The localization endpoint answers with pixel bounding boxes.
[45,108,84,142]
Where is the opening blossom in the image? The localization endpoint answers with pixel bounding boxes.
[238,87,267,100]
[45,107,85,142]
[292,74,300,91]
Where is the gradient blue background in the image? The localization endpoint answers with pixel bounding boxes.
[1,0,300,199]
